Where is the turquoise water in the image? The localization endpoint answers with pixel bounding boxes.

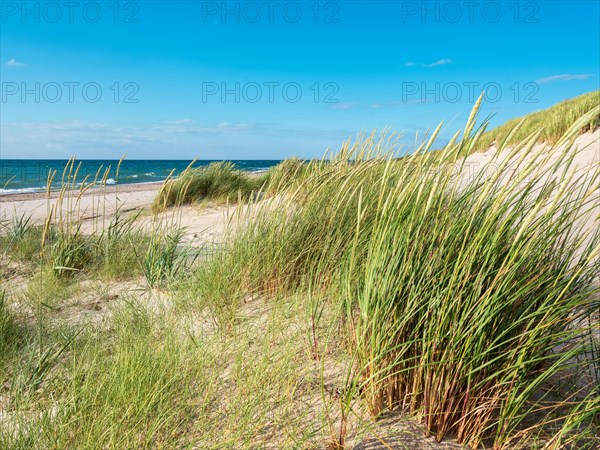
[0,160,282,194]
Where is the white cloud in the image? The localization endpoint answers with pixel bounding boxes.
[405,58,452,68]
[536,74,592,84]
[7,59,26,67]
[425,58,452,68]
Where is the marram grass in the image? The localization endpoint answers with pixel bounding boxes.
[152,158,309,211]
[1,96,598,448]
[152,161,267,211]
[477,89,599,151]
[198,97,600,448]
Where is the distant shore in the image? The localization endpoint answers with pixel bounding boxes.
[0,160,277,200]
[0,181,164,203]
[0,169,267,203]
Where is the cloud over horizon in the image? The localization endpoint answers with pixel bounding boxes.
[536,74,593,83]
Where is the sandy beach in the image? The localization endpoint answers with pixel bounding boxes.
[0,182,162,222]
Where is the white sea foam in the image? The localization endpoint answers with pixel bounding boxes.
[0,187,46,194]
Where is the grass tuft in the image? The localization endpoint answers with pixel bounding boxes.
[152,161,268,211]
[192,100,600,447]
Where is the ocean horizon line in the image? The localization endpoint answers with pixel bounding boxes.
[0,159,282,194]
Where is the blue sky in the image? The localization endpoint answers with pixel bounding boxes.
[1,0,599,159]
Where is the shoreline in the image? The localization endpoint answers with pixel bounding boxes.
[0,181,165,203]
[0,169,267,203]
[0,170,267,203]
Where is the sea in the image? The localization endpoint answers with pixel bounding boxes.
[0,159,282,194]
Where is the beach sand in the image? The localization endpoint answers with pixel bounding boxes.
[0,181,162,221]
[460,129,599,183]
